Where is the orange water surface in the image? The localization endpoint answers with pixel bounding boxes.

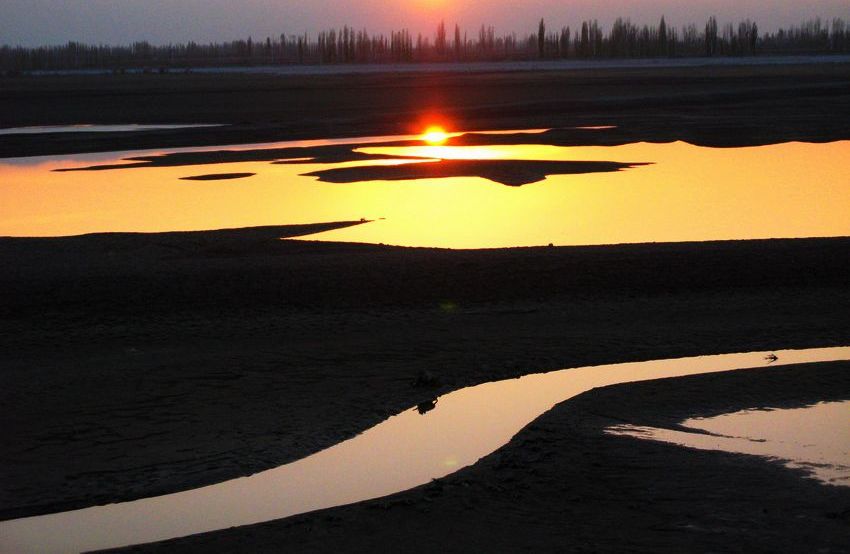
[1,139,847,248]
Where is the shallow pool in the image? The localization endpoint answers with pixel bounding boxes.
[607,400,850,486]
[1,134,847,248]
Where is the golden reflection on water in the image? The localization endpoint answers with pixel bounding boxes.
[2,347,848,553]
[0,141,848,248]
[608,401,850,486]
[360,144,588,160]
[420,126,452,145]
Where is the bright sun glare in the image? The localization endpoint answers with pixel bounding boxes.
[422,126,449,145]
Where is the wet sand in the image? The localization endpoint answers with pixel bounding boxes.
[2,62,850,158]
[1,231,849,528]
[113,361,850,553]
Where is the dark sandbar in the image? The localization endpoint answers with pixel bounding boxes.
[303,158,649,186]
[115,361,850,553]
[179,172,256,181]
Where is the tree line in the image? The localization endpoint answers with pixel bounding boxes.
[1,16,848,73]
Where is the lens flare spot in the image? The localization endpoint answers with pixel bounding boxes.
[422,126,450,145]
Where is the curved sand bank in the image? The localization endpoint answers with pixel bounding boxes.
[1,231,849,524]
[4,348,846,552]
[108,360,850,553]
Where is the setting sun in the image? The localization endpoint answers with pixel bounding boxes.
[422,126,450,145]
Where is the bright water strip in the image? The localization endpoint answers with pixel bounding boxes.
[1,347,848,553]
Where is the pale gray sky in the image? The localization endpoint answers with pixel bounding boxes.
[1,0,848,47]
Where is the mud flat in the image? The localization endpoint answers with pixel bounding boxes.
[110,361,850,553]
[1,230,849,529]
[1,61,850,158]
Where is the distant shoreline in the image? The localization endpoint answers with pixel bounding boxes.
[2,61,849,159]
[16,53,850,78]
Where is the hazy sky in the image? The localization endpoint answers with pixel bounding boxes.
[2,0,848,46]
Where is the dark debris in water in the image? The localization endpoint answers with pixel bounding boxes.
[416,399,439,415]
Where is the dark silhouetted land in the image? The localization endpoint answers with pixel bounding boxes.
[303,158,648,186]
[109,362,850,554]
[179,172,256,181]
[2,231,849,525]
[1,62,850,158]
[1,60,849,553]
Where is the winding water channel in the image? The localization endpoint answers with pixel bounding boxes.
[1,346,847,553]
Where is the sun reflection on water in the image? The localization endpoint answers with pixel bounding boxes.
[1,140,848,249]
[421,126,451,145]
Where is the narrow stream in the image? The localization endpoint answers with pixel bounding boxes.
[1,347,847,553]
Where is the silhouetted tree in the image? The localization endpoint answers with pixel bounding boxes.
[559,27,571,58]
[2,15,846,73]
[705,16,718,56]
[578,21,590,57]
[436,20,447,59]
[538,19,546,58]
[749,21,759,54]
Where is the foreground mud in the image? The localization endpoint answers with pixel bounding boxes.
[2,231,849,522]
[114,361,850,553]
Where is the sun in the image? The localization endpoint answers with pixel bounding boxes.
[421,126,450,145]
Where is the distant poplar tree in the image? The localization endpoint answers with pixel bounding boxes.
[705,16,718,56]
[538,18,546,58]
[579,21,590,57]
[750,21,759,54]
[2,14,846,72]
[436,20,447,58]
[559,26,571,58]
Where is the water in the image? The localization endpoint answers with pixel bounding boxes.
[0,124,222,135]
[1,347,847,553]
[1,136,848,248]
[607,401,850,487]
[25,54,850,78]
